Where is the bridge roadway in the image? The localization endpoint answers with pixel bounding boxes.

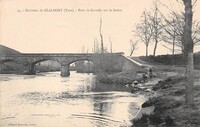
[0,52,145,77]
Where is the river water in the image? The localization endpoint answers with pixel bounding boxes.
[0,71,145,127]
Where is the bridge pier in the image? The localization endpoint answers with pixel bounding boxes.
[61,64,70,77]
[23,64,36,75]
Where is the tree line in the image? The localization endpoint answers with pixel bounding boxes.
[132,0,200,58]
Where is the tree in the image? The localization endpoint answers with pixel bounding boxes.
[160,11,185,65]
[129,39,138,56]
[192,20,200,44]
[182,0,194,105]
[161,11,200,54]
[150,0,164,56]
[92,38,108,53]
[158,0,197,105]
[92,38,100,53]
[99,16,104,53]
[135,10,153,57]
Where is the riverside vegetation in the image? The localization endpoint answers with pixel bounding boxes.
[96,56,200,127]
[133,60,200,127]
[132,69,200,127]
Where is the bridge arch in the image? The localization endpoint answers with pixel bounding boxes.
[70,59,94,73]
[29,59,61,74]
[61,58,95,77]
[68,58,94,65]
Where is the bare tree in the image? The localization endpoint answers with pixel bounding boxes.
[92,37,108,54]
[99,15,104,53]
[161,11,200,54]
[192,20,200,44]
[150,0,164,56]
[92,38,100,53]
[182,0,194,105]
[129,39,138,56]
[161,12,184,54]
[135,10,153,57]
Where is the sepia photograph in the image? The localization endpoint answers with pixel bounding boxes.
[0,0,200,126]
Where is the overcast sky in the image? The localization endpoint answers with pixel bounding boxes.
[0,0,200,56]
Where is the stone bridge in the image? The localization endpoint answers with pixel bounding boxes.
[0,53,145,76]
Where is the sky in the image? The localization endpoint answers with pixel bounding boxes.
[0,0,200,56]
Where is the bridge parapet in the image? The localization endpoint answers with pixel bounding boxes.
[1,52,123,57]
[122,56,148,72]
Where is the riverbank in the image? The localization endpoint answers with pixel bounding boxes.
[132,67,200,127]
[95,67,149,85]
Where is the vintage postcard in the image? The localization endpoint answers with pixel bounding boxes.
[1,0,200,127]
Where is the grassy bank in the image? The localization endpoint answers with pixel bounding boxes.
[95,70,148,85]
[132,68,200,127]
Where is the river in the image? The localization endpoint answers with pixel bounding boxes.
[0,71,145,127]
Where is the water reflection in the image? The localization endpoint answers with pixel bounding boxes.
[0,71,144,127]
